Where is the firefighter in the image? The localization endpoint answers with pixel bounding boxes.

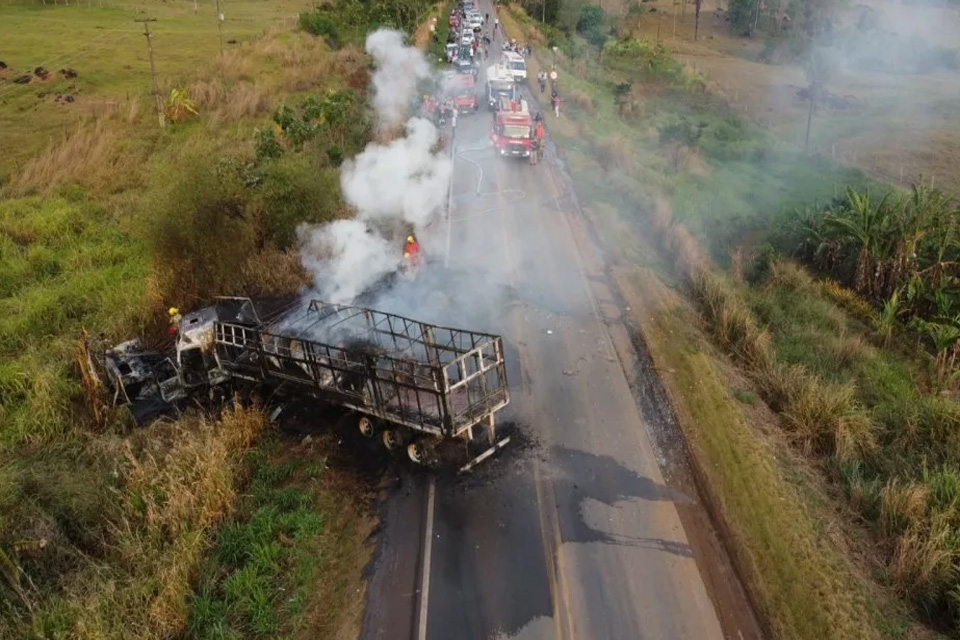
[167,307,182,337]
[403,235,422,267]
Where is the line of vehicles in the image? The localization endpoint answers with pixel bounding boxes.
[436,7,537,161]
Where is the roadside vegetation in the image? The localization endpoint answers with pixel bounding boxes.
[501,2,960,637]
[0,0,431,635]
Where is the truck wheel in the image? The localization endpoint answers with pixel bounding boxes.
[407,440,427,465]
[382,429,404,451]
[358,415,376,438]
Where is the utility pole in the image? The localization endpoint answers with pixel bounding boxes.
[136,18,165,128]
[215,0,224,58]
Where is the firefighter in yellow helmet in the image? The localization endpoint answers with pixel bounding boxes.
[402,235,421,268]
[167,307,182,337]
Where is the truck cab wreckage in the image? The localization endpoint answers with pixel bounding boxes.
[92,297,512,472]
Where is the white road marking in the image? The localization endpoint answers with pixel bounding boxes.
[417,477,436,640]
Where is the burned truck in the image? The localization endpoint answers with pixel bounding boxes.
[93,297,512,471]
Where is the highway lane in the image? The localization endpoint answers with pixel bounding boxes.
[362,11,759,639]
[424,80,723,640]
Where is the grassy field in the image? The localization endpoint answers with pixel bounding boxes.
[0,0,408,635]
[500,4,948,637]
[188,433,374,640]
[0,0,313,181]
[629,0,960,193]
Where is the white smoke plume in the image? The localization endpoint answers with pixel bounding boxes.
[297,219,396,304]
[365,28,433,128]
[341,117,452,228]
[297,29,451,304]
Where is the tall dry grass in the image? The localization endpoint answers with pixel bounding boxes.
[72,405,266,638]
[592,136,635,175]
[891,517,957,609]
[335,46,370,92]
[690,268,878,462]
[188,78,272,124]
[880,479,929,540]
[9,119,145,196]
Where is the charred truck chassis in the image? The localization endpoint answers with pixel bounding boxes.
[99,298,512,471]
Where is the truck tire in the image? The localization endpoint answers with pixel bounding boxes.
[407,440,428,465]
[358,415,376,438]
[382,429,404,451]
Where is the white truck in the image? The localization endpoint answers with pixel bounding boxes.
[486,63,518,109]
[501,51,527,82]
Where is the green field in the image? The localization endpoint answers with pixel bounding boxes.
[0,0,395,635]
[0,0,315,182]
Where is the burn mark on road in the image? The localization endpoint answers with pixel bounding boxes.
[548,446,694,558]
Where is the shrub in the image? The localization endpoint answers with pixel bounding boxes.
[258,156,344,249]
[300,12,342,48]
[774,366,876,462]
[880,479,929,540]
[144,150,261,307]
[891,518,957,615]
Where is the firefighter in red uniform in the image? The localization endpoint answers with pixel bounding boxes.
[403,235,422,268]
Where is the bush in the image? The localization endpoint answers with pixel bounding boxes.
[299,12,342,48]
[576,4,607,47]
[145,153,259,307]
[258,157,344,249]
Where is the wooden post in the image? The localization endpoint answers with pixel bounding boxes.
[215,0,225,58]
[136,18,165,128]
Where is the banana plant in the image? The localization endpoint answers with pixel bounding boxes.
[163,88,198,124]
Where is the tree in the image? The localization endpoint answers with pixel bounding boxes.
[803,48,833,152]
[576,5,607,47]
[823,188,891,298]
[728,0,756,35]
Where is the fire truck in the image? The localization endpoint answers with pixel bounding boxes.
[490,97,533,159]
[449,73,478,113]
[486,63,517,109]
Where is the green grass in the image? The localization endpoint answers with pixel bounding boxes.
[0,0,317,181]
[188,435,371,640]
[613,267,892,640]
[0,192,148,445]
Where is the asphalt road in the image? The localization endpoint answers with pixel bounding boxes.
[361,11,758,639]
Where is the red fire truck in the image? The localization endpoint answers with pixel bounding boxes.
[490,97,532,159]
[450,73,478,113]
